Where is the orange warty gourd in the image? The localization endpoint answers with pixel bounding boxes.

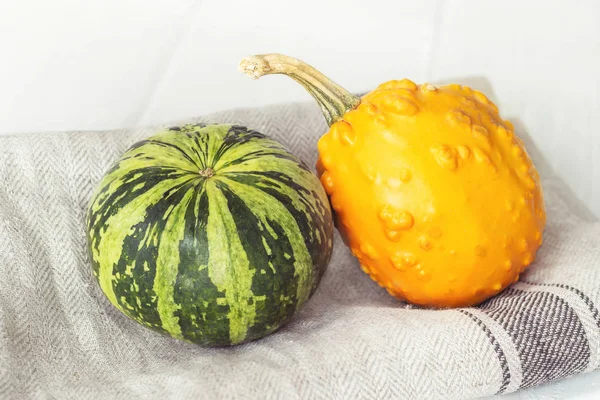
[239,53,546,308]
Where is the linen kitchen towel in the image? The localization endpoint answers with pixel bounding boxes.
[0,100,598,399]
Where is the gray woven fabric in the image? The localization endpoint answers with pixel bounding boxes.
[0,100,598,400]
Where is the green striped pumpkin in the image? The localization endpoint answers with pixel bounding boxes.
[86,123,334,346]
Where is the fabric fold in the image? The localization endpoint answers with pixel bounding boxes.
[0,101,598,399]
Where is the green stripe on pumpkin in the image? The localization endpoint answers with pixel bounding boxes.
[173,186,231,345]
[219,177,314,308]
[205,179,258,344]
[87,124,333,346]
[93,175,195,311]
[152,186,195,339]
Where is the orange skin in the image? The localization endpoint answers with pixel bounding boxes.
[240,54,546,308]
[316,80,546,308]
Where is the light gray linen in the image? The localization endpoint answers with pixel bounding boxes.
[0,101,598,399]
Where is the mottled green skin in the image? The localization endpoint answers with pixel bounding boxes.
[86,124,334,346]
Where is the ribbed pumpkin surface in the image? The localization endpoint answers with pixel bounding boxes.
[86,124,333,346]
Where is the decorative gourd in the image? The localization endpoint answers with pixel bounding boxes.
[240,53,546,308]
[86,123,334,346]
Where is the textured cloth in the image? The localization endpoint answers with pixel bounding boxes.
[0,100,598,400]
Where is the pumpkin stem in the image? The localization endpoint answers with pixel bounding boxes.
[239,53,360,126]
[199,168,214,177]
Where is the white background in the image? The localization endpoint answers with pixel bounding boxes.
[1,0,599,398]
[1,0,599,218]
